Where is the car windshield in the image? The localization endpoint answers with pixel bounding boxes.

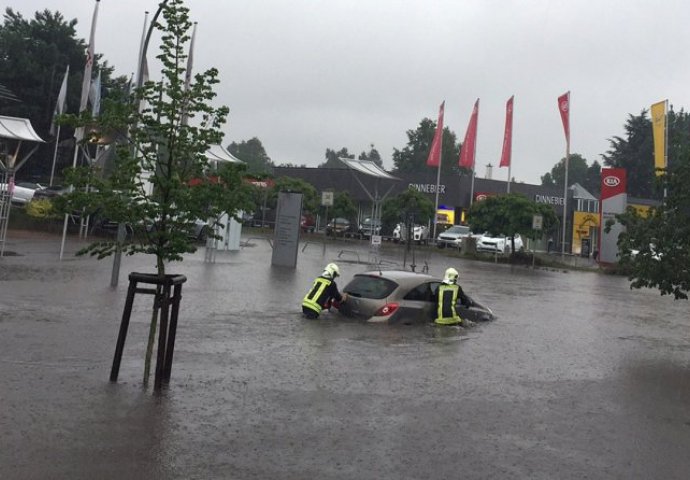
[446,226,470,235]
[344,275,398,300]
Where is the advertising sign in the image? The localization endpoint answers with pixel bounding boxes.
[599,168,627,264]
[271,192,303,268]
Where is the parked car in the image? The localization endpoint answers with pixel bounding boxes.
[300,214,316,233]
[436,224,473,248]
[325,217,352,237]
[358,217,382,239]
[32,185,69,200]
[476,233,524,254]
[0,182,39,205]
[393,223,429,245]
[338,270,494,324]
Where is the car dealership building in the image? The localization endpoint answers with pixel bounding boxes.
[272,166,602,255]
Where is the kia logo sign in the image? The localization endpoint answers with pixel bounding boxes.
[476,194,487,201]
[603,176,620,187]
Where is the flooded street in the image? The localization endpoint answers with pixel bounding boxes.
[1,231,689,479]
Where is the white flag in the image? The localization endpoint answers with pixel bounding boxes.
[75,0,100,141]
[50,65,69,136]
[89,70,101,116]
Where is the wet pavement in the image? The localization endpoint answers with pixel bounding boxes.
[1,230,689,479]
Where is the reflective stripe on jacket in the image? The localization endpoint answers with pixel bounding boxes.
[435,283,461,325]
[302,277,332,314]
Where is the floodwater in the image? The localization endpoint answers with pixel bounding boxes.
[1,231,689,479]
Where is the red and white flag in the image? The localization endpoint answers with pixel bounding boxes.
[75,0,100,141]
[499,95,514,168]
[558,91,570,145]
[459,99,480,169]
[426,101,445,167]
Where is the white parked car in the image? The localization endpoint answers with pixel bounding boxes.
[0,182,42,205]
[476,233,524,254]
[393,223,429,245]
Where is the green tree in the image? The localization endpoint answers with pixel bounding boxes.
[318,147,353,168]
[392,118,461,174]
[602,108,690,199]
[602,111,656,198]
[268,176,318,213]
[540,153,600,196]
[468,193,558,253]
[61,0,252,274]
[59,0,253,386]
[381,188,434,233]
[612,150,690,299]
[358,143,383,167]
[277,162,306,168]
[227,137,273,175]
[0,8,125,179]
[329,191,357,221]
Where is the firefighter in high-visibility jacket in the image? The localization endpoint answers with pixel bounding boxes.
[434,267,471,326]
[302,263,348,319]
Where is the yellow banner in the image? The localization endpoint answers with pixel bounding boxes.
[651,100,667,176]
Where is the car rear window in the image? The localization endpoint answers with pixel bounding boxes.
[343,275,398,299]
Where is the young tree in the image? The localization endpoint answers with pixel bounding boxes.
[613,151,690,299]
[267,176,318,213]
[381,188,434,233]
[61,0,252,277]
[330,191,357,221]
[468,193,558,253]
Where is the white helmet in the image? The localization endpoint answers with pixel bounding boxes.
[443,267,459,284]
[323,263,340,279]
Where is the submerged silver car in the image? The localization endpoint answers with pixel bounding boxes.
[338,270,494,324]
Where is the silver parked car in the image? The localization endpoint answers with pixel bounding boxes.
[436,224,472,248]
[338,270,494,324]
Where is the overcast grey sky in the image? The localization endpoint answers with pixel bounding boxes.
[17,0,690,184]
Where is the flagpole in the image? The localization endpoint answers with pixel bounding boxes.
[663,99,668,200]
[60,0,99,261]
[432,155,442,240]
[427,101,444,240]
[50,64,69,187]
[561,92,570,258]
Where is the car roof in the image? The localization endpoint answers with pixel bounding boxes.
[354,270,441,287]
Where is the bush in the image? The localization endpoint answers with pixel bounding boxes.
[25,199,56,219]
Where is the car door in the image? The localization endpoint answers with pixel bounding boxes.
[397,281,441,324]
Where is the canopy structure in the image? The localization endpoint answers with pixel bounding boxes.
[0,115,45,257]
[0,115,44,143]
[338,158,398,180]
[205,144,243,163]
[338,158,399,241]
